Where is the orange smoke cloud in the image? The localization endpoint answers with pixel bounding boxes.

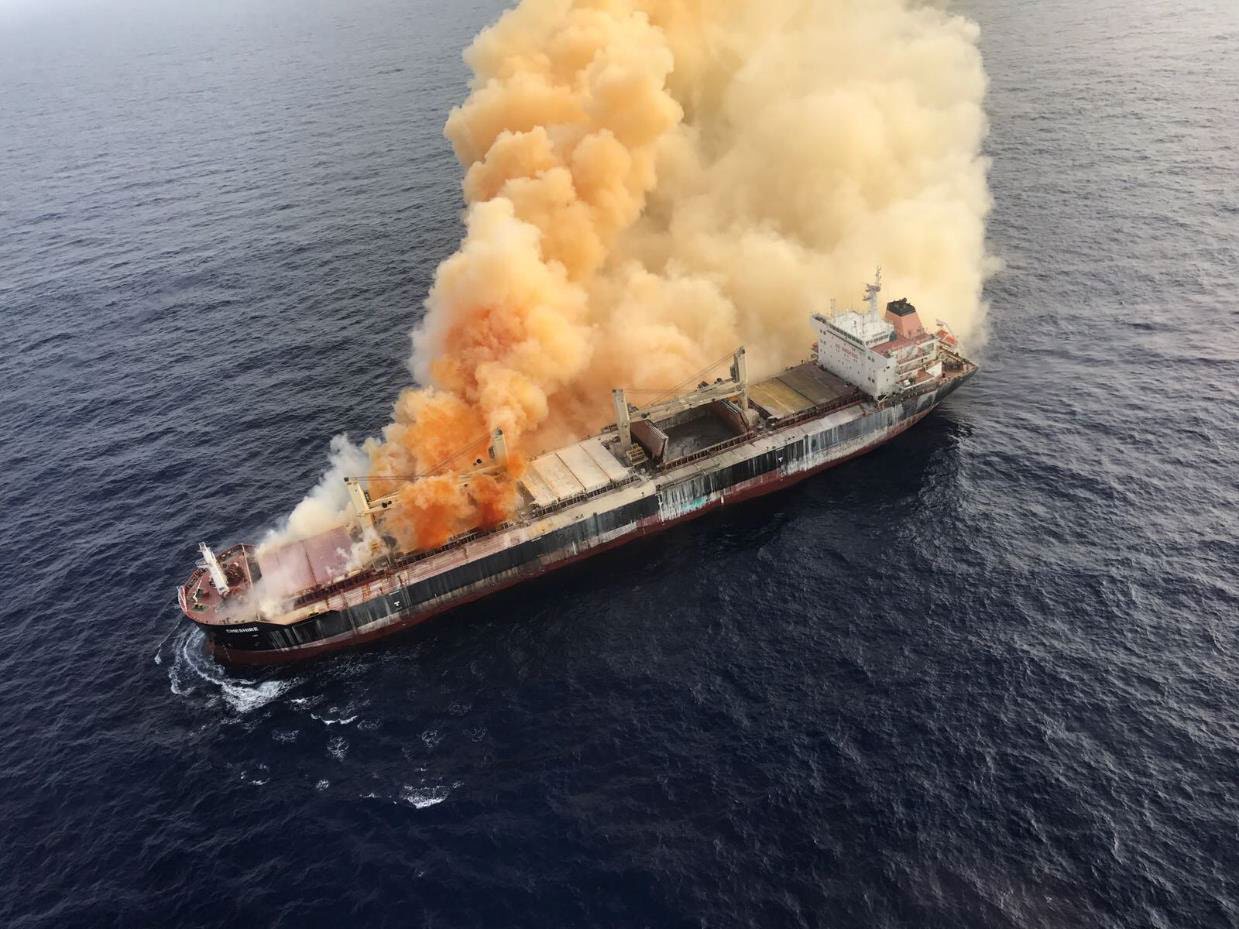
[368,0,683,549]
[379,471,522,553]
[350,0,990,556]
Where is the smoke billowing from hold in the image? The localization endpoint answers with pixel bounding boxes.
[367,0,685,551]
[275,0,991,554]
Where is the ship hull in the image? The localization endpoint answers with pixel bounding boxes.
[200,374,971,666]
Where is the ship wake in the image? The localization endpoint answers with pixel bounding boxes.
[165,628,302,713]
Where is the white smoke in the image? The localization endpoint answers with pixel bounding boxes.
[259,434,372,552]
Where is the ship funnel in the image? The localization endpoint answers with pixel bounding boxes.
[885,297,926,340]
[199,542,231,596]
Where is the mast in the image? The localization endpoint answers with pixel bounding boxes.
[489,429,509,469]
[198,542,231,596]
[612,389,633,453]
[345,477,377,534]
[730,346,749,411]
[864,266,883,318]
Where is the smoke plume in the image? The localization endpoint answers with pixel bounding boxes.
[261,434,372,547]
[275,0,990,555]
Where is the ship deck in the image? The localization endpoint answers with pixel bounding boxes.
[178,545,256,623]
[181,359,970,631]
[749,363,857,420]
[519,435,632,510]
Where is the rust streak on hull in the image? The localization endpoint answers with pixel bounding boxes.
[208,407,934,667]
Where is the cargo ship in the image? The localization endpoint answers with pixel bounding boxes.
[179,277,977,665]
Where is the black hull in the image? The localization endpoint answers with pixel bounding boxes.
[198,375,972,665]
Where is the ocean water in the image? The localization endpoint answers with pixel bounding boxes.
[1,0,1237,926]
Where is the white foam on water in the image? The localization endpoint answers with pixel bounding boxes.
[359,778,460,809]
[400,784,452,809]
[327,736,349,762]
[220,678,299,714]
[152,629,180,669]
[241,763,270,786]
[312,713,358,726]
[167,628,302,714]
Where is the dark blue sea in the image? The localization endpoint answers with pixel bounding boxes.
[2,0,1237,926]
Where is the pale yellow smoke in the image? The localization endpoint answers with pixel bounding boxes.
[598,0,992,387]
[280,0,990,554]
[370,0,686,550]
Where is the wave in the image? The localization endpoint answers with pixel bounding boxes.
[164,628,302,714]
[399,783,454,809]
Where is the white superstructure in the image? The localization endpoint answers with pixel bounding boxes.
[813,310,901,398]
[812,273,943,400]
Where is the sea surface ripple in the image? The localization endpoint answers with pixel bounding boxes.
[0,0,1236,926]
